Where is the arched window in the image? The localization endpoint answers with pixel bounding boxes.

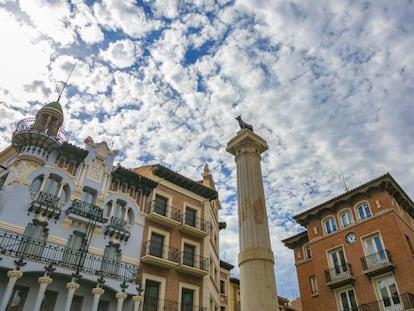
[80,187,97,205]
[324,217,338,235]
[304,245,312,259]
[30,176,43,193]
[356,202,372,220]
[339,210,354,228]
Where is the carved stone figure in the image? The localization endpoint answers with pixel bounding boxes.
[236,115,254,132]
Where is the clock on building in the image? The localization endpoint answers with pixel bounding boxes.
[345,232,357,245]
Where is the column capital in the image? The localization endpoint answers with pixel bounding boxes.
[115,292,128,300]
[38,276,53,285]
[7,270,23,279]
[66,282,80,290]
[132,295,143,302]
[226,129,268,156]
[92,287,105,296]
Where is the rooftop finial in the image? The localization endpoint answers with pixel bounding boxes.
[57,63,76,102]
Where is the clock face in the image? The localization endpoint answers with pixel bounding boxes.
[346,232,357,244]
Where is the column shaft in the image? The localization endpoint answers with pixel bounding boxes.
[0,270,23,311]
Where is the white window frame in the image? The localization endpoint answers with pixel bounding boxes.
[373,274,402,311]
[327,247,349,278]
[179,282,200,311]
[356,202,372,220]
[339,209,354,228]
[362,232,388,269]
[323,216,338,235]
[310,275,318,296]
[335,286,358,311]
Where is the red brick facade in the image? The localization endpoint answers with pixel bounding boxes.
[284,174,414,311]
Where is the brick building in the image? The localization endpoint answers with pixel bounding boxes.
[283,173,414,311]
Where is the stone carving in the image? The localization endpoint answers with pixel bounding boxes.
[236,115,253,132]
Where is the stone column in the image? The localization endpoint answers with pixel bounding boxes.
[115,292,128,311]
[0,270,24,311]
[226,129,279,311]
[91,287,105,311]
[132,295,143,311]
[63,281,80,311]
[33,276,53,311]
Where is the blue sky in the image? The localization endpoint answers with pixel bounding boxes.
[1,0,414,299]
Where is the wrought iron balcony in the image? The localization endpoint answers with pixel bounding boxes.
[145,200,182,228]
[0,229,141,283]
[141,240,178,269]
[104,217,130,242]
[28,191,61,220]
[361,250,394,277]
[65,199,106,223]
[358,292,414,311]
[176,252,209,277]
[179,213,210,238]
[142,297,206,311]
[325,263,354,289]
[13,117,68,145]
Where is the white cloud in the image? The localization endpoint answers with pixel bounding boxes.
[100,39,140,69]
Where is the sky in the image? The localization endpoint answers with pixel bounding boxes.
[1,0,414,300]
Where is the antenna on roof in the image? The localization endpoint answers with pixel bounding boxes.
[57,63,76,102]
[339,171,349,192]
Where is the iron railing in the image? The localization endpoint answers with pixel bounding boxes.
[146,200,182,222]
[178,252,209,272]
[181,213,209,233]
[142,240,179,263]
[66,199,106,223]
[325,263,353,282]
[0,229,140,283]
[358,292,414,311]
[104,217,130,242]
[28,191,61,220]
[361,250,392,270]
[13,117,68,144]
[142,297,206,311]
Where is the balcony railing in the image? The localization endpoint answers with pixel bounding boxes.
[66,199,106,223]
[325,263,354,288]
[0,229,141,283]
[104,217,130,242]
[142,240,179,263]
[142,297,206,311]
[182,213,209,233]
[28,191,61,220]
[361,250,394,277]
[145,200,182,225]
[178,252,209,272]
[358,292,414,311]
[13,117,69,145]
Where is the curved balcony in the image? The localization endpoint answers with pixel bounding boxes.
[12,117,69,153]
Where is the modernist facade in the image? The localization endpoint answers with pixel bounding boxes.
[283,174,414,311]
[0,100,223,311]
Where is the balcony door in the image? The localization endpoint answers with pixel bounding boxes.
[185,207,197,227]
[181,288,194,311]
[154,195,168,216]
[144,280,160,311]
[150,233,164,258]
[183,244,195,267]
[363,234,386,268]
[376,276,401,311]
[329,248,348,278]
[337,288,357,311]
